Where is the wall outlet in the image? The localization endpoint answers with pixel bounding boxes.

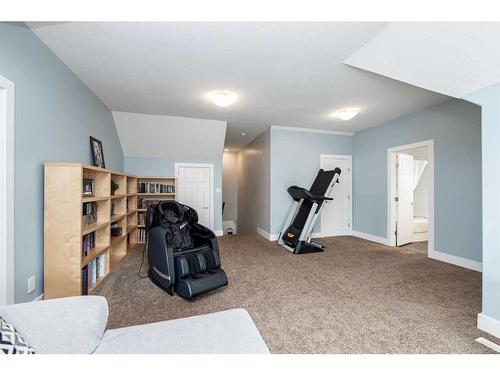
[27,276,36,294]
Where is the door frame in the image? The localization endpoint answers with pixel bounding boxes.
[318,154,352,237]
[174,162,215,230]
[387,140,434,253]
[0,74,15,306]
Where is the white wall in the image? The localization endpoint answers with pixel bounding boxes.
[222,151,238,222]
[345,23,500,98]
[113,111,227,160]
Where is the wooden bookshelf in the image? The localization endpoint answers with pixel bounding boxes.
[136,176,176,243]
[44,163,139,299]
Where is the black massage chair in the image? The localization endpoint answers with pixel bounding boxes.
[145,200,228,299]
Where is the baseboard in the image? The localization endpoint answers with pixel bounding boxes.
[428,249,482,272]
[313,230,353,238]
[256,227,279,241]
[351,231,389,246]
[33,293,44,302]
[478,313,500,339]
[214,230,223,236]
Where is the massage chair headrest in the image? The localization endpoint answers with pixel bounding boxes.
[145,200,199,231]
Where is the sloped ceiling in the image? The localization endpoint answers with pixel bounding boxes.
[112,111,226,160]
[345,22,500,98]
[27,22,451,150]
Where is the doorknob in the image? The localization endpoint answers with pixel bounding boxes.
[202,206,209,209]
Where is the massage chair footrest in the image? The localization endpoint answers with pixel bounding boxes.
[175,269,228,299]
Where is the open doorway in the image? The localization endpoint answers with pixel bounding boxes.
[387,140,434,255]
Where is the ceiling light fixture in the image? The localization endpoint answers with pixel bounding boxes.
[224,148,229,152]
[208,91,237,107]
[241,132,246,137]
[333,108,359,121]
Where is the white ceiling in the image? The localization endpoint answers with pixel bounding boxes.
[28,22,451,150]
[112,111,226,160]
[345,22,500,98]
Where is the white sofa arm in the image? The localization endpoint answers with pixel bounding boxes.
[0,296,108,354]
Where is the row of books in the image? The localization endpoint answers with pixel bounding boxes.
[137,228,146,243]
[82,202,97,226]
[138,198,161,209]
[82,232,96,258]
[138,182,175,194]
[81,254,106,295]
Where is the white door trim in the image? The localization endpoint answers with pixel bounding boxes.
[174,162,215,230]
[319,154,352,237]
[387,140,435,254]
[0,74,15,306]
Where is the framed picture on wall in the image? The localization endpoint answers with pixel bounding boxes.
[90,136,105,168]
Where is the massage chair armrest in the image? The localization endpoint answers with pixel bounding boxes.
[191,223,218,248]
[148,226,175,287]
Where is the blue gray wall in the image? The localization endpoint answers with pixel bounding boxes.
[270,128,353,234]
[353,99,482,262]
[124,156,223,232]
[0,23,124,302]
[464,83,500,326]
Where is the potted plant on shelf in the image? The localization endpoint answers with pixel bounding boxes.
[111,180,119,196]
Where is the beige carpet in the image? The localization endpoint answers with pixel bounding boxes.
[94,234,498,353]
[402,241,428,255]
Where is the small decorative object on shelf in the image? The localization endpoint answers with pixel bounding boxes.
[111,223,122,237]
[82,179,94,196]
[82,202,97,226]
[90,136,105,168]
[111,180,119,195]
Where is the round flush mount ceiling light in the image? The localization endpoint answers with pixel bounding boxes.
[208,91,237,107]
[333,108,359,121]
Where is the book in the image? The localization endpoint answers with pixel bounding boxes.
[82,232,96,259]
[82,266,88,295]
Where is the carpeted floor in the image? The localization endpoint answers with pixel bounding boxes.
[402,241,428,255]
[94,234,498,353]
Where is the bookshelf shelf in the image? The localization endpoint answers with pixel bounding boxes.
[81,221,109,236]
[88,276,107,294]
[81,245,110,267]
[110,213,127,222]
[82,196,111,203]
[44,162,140,299]
[111,233,127,243]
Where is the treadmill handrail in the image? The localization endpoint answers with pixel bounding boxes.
[287,186,332,203]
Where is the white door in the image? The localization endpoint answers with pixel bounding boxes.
[320,155,352,236]
[396,153,414,246]
[175,164,213,229]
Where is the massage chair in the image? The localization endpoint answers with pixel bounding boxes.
[145,201,228,299]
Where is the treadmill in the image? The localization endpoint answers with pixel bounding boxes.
[277,168,341,254]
